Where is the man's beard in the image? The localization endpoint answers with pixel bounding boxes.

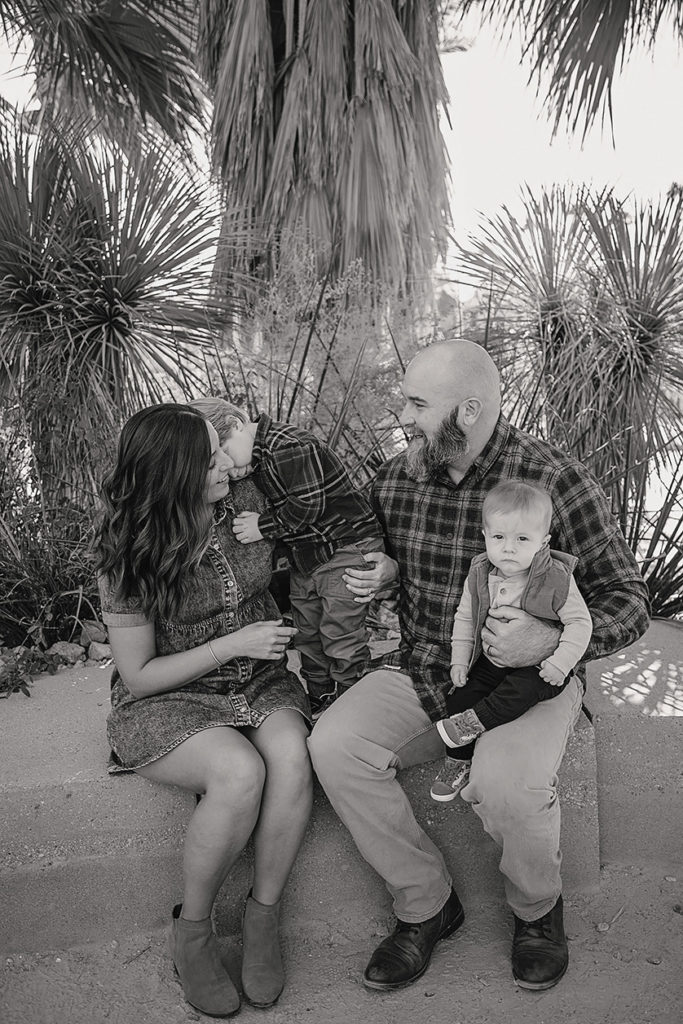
[404,407,470,481]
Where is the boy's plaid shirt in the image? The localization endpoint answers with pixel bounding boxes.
[252,414,381,575]
[372,416,651,722]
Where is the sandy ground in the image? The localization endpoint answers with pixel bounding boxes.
[2,620,681,1022]
[2,859,682,1024]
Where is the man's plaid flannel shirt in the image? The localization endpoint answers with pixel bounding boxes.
[372,415,651,722]
[252,414,381,575]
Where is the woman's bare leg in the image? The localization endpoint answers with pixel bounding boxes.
[244,710,312,904]
[136,726,265,920]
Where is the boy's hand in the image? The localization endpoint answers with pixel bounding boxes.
[538,660,566,686]
[227,464,253,480]
[232,511,263,544]
[449,664,467,690]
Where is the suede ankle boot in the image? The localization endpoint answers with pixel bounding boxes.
[169,904,241,1017]
[241,892,284,1007]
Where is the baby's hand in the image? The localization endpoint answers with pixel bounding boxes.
[449,664,467,690]
[538,660,566,687]
[232,511,263,544]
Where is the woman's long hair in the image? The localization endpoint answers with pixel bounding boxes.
[96,404,214,621]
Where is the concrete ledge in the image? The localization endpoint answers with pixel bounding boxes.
[0,662,599,955]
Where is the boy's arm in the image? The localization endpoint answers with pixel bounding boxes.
[255,442,328,540]
[539,577,594,684]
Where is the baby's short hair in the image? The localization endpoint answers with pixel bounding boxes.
[189,397,249,445]
[483,481,553,532]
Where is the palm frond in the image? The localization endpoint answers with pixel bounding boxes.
[2,0,205,149]
[459,0,683,139]
[203,0,451,295]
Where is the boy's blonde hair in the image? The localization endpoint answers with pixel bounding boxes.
[189,397,249,446]
[483,481,553,532]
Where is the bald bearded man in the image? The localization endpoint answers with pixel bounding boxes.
[308,340,649,993]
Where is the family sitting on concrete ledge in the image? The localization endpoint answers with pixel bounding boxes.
[92,341,650,1017]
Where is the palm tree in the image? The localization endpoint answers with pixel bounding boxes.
[198,0,452,294]
[458,0,683,139]
[0,0,205,148]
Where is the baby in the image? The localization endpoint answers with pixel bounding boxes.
[430,480,593,802]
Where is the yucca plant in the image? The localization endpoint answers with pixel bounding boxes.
[0,112,234,502]
[457,186,683,490]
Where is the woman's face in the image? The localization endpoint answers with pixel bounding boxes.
[204,421,235,505]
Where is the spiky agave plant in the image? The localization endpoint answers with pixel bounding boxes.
[0,112,233,504]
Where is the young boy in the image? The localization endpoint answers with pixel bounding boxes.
[430,480,593,802]
[191,398,384,719]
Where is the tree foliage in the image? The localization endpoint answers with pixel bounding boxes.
[458,0,683,139]
[200,0,452,293]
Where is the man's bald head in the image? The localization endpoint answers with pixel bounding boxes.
[406,341,501,413]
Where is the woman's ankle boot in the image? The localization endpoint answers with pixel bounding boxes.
[169,904,241,1017]
[241,892,284,1007]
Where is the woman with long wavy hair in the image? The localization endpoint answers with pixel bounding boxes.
[95,403,312,1017]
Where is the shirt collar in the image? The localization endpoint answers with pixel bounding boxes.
[469,414,512,481]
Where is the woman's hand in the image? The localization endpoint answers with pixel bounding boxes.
[219,620,297,661]
[342,551,399,604]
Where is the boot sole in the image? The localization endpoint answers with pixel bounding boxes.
[430,789,459,802]
[242,991,282,1009]
[362,905,465,991]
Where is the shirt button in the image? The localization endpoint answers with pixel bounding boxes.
[227,581,234,587]
[445,532,453,540]
[440,574,449,583]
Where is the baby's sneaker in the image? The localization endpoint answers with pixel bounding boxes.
[429,757,471,802]
[436,708,484,747]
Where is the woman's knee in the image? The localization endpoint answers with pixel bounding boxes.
[264,731,312,787]
[204,743,266,803]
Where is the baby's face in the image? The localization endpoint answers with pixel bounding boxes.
[482,509,550,576]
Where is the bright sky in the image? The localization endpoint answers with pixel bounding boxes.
[441,15,683,242]
[2,15,682,246]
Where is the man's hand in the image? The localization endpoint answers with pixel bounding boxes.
[481,606,560,668]
[232,511,263,544]
[342,551,398,604]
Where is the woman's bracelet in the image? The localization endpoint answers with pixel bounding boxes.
[206,638,222,667]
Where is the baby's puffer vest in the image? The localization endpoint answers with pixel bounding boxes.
[468,545,578,667]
